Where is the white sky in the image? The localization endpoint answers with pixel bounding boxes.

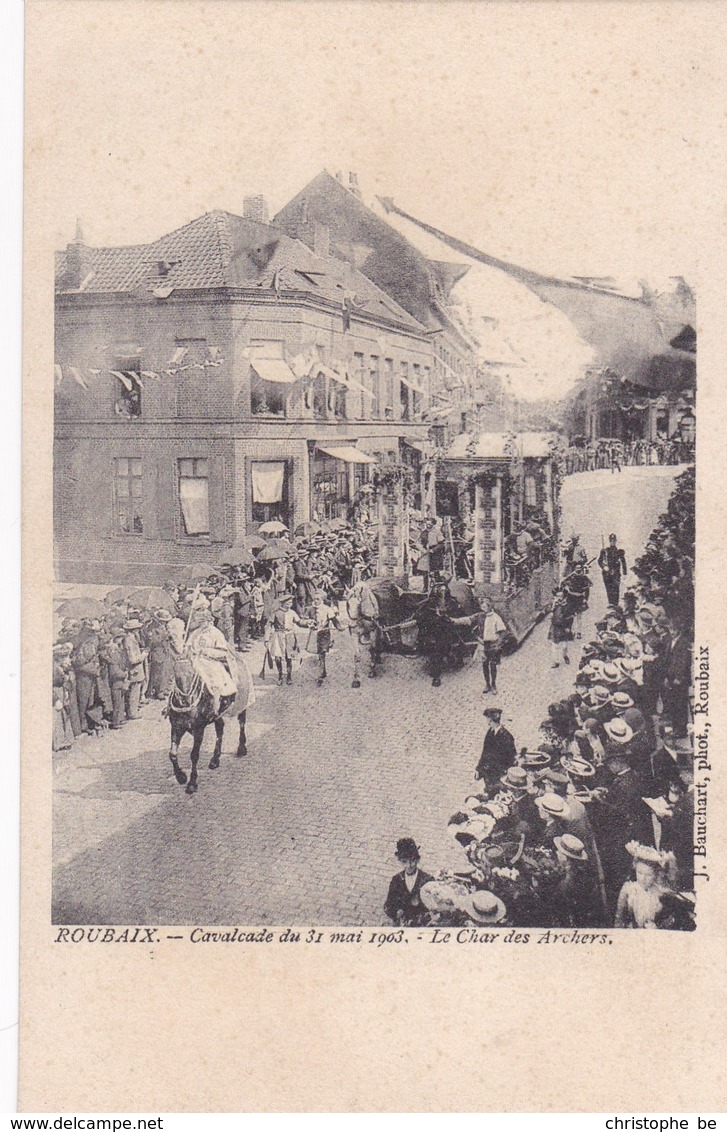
[42,2,714,290]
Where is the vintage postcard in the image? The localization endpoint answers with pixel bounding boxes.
[19,0,727,1113]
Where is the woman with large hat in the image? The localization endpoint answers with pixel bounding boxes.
[614,842,678,928]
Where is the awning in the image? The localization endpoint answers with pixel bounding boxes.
[400,374,426,395]
[344,369,376,399]
[438,357,465,387]
[251,358,298,384]
[426,405,455,420]
[316,445,377,465]
[402,440,428,453]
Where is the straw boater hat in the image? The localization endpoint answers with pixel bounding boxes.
[604,717,634,745]
[460,890,507,925]
[534,768,570,790]
[499,767,530,794]
[123,618,142,631]
[611,691,635,712]
[539,792,572,819]
[553,834,588,861]
[520,750,552,769]
[155,608,173,622]
[586,684,611,706]
[600,662,624,685]
[616,657,642,681]
[560,756,596,779]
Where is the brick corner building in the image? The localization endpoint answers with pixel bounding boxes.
[54,205,450,583]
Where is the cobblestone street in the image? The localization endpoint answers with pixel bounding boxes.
[52,466,684,926]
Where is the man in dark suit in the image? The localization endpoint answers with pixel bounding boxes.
[663,627,692,738]
[598,533,628,607]
[590,752,647,912]
[475,707,517,786]
[384,838,433,926]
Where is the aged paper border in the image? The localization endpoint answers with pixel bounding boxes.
[20,0,727,1112]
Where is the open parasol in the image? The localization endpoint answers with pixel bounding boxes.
[219,546,254,568]
[104,585,138,606]
[56,597,107,620]
[128,587,178,612]
[258,520,289,535]
[173,563,216,585]
[294,521,321,538]
[256,544,288,562]
[236,535,266,551]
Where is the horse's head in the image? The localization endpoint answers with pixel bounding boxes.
[171,655,197,695]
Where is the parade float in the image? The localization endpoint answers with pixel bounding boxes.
[370,432,562,656]
[433,431,561,646]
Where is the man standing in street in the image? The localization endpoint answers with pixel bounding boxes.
[479,598,508,694]
[122,618,148,720]
[384,838,433,926]
[71,617,101,734]
[598,533,628,607]
[475,707,517,786]
[100,627,130,729]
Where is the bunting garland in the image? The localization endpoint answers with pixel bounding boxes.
[54,346,227,390]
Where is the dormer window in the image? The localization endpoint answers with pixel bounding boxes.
[156,259,180,277]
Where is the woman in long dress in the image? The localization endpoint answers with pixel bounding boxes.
[614,842,677,928]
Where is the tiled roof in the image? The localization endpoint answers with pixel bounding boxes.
[274,172,444,329]
[55,210,425,333]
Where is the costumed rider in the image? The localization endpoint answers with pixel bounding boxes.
[185,598,238,715]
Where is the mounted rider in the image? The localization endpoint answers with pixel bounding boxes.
[185,600,238,715]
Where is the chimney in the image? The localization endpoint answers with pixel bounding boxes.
[348,172,362,199]
[313,223,330,258]
[243,195,269,224]
[64,218,91,289]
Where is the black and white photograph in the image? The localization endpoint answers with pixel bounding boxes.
[51,179,697,932]
[18,0,727,1114]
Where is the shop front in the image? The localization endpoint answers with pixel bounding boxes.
[309,443,377,521]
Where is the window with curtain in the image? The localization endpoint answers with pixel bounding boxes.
[369,356,380,419]
[524,474,537,507]
[384,358,395,419]
[251,460,290,526]
[249,340,289,417]
[178,458,210,536]
[400,362,411,421]
[113,458,143,535]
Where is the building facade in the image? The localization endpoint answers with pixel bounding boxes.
[54,210,436,583]
[274,171,481,440]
